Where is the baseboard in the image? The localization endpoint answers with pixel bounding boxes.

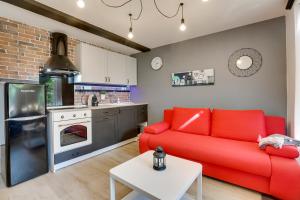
[53,137,137,172]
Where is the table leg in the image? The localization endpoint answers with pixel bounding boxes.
[110,176,116,200]
[196,173,202,200]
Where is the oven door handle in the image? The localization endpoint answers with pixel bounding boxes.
[58,121,91,128]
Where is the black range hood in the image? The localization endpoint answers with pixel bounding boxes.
[41,32,78,76]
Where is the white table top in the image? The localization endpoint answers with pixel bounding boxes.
[110,151,202,200]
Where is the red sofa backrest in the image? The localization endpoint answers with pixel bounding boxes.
[163,109,173,124]
[211,109,267,142]
[265,116,286,136]
[163,108,286,140]
[171,107,211,135]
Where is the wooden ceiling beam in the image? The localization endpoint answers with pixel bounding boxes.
[286,0,295,10]
[0,0,151,52]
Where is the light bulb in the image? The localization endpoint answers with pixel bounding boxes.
[202,0,209,2]
[77,0,85,8]
[128,28,134,39]
[180,19,186,31]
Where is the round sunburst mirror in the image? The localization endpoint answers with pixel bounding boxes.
[228,48,262,77]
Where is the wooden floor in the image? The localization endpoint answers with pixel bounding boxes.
[0,142,269,200]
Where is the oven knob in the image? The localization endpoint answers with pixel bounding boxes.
[73,114,76,117]
[84,113,87,116]
[61,115,64,119]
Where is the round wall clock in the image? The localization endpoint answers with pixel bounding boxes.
[151,57,163,70]
[228,48,262,77]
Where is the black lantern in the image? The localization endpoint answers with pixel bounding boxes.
[153,146,166,171]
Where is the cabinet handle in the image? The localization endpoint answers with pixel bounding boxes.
[105,77,108,82]
[109,77,111,82]
[127,79,129,84]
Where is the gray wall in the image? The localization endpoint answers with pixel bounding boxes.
[132,17,287,124]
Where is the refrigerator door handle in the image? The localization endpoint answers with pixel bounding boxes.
[5,115,47,122]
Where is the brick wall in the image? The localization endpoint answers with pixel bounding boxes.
[0,17,78,80]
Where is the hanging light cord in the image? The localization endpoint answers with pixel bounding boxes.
[129,13,133,28]
[181,2,184,20]
[153,0,182,19]
[100,0,133,8]
[100,0,183,20]
[100,0,143,20]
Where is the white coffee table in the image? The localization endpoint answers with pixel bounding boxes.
[109,151,202,200]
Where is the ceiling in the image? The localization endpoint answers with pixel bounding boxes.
[1,0,285,55]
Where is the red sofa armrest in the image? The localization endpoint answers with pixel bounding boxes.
[144,121,170,134]
[270,156,300,200]
[265,145,299,159]
[265,116,286,136]
[139,133,152,153]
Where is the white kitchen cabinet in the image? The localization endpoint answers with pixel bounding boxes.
[76,43,107,84]
[107,51,126,85]
[76,42,137,86]
[125,56,137,85]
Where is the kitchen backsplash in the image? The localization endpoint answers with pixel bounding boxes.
[74,91,131,105]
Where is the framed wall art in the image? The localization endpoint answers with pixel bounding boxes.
[171,68,214,87]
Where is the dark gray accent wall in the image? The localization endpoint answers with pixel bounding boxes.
[132,17,286,124]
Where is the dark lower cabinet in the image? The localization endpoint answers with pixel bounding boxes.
[54,105,147,164]
[117,107,139,142]
[92,115,117,151]
[137,105,148,124]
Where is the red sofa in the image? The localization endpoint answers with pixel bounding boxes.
[139,108,300,200]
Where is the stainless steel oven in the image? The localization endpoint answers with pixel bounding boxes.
[52,110,91,154]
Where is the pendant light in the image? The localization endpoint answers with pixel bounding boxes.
[77,0,85,8]
[179,3,186,31]
[128,14,134,39]
[100,0,187,38]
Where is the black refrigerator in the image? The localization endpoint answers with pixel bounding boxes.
[0,83,48,186]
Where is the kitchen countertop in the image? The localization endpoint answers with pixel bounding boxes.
[47,103,148,113]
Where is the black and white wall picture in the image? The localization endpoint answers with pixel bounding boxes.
[228,48,262,77]
[171,69,215,87]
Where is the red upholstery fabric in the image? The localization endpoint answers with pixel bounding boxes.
[163,109,173,124]
[265,116,286,136]
[202,162,270,194]
[270,156,300,200]
[211,109,267,142]
[265,145,299,159]
[147,130,271,177]
[144,122,170,134]
[171,107,211,135]
[139,133,151,153]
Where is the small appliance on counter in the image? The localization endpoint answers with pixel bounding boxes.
[91,94,99,106]
[0,82,48,186]
[87,94,99,107]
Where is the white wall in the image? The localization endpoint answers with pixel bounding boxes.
[286,0,300,139]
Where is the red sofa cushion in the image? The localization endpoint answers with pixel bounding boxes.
[144,122,170,134]
[171,107,211,135]
[265,145,299,159]
[211,109,267,142]
[147,130,271,177]
[164,109,173,124]
[265,116,286,136]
